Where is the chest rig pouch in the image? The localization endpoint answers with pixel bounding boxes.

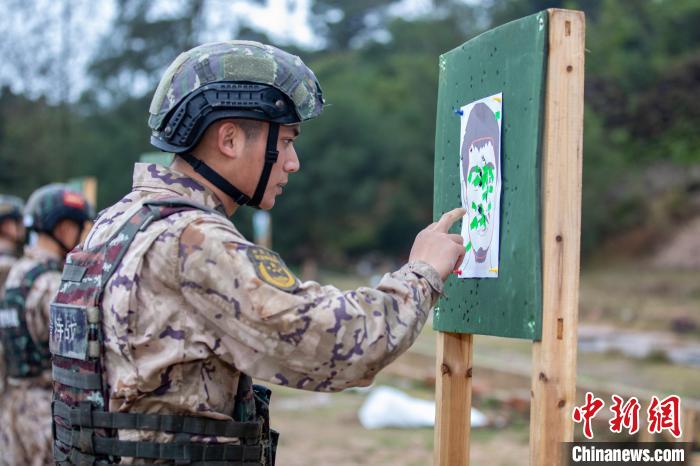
[49,199,276,466]
[0,259,60,378]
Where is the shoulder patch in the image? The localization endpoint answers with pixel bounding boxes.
[246,246,299,292]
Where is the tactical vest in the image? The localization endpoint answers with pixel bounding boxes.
[49,199,277,466]
[0,259,60,378]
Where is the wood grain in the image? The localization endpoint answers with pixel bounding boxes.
[529,9,586,466]
[434,332,473,466]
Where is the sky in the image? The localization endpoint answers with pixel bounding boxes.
[207,0,437,48]
[0,0,442,102]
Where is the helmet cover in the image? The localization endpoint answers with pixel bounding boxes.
[148,40,324,134]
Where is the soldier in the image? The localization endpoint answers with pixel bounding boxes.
[0,185,91,466]
[49,41,465,465]
[0,195,25,394]
[0,195,25,297]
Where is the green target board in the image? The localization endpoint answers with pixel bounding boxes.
[432,11,548,340]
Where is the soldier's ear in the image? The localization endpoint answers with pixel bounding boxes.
[217,121,245,160]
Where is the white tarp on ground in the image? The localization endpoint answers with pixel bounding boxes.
[358,385,487,429]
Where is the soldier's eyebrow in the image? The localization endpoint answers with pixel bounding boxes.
[284,124,301,137]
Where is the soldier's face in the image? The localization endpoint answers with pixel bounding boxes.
[53,219,83,252]
[0,218,24,245]
[246,124,301,210]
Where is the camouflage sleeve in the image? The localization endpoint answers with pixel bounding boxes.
[179,220,442,392]
[25,271,62,346]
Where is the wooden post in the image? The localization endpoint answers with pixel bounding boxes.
[530,9,585,466]
[82,176,98,207]
[434,332,473,466]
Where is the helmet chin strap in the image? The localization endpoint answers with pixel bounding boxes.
[180,122,280,209]
[249,122,280,207]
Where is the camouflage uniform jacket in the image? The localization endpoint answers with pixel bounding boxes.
[84,163,443,446]
[2,246,62,389]
[0,246,62,466]
[0,248,17,393]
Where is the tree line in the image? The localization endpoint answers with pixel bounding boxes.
[1,0,698,266]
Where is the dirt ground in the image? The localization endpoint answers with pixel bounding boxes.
[270,375,530,466]
[266,266,700,466]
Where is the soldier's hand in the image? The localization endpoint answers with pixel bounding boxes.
[409,208,467,281]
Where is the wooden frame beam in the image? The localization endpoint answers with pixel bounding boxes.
[434,332,473,466]
[530,9,586,466]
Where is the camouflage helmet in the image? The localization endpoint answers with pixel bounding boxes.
[0,195,23,223]
[148,40,325,154]
[24,184,92,233]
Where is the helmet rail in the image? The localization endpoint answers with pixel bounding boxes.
[151,82,296,155]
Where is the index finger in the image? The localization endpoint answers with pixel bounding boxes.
[434,207,467,233]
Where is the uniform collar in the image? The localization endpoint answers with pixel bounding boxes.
[132,163,227,215]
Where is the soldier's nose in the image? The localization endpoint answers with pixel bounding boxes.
[285,148,300,173]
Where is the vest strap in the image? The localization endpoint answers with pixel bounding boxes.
[53,365,102,390]
[54,400,263,439]
[58,446,262,466]
[55,424,263,463]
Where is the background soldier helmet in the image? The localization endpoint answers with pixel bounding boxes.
[0,195,24,224]
[24,184,92,235]
[148,40,325,154]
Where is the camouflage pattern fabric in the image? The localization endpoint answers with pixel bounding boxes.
[0,385,53,466]
[0,247,62,466]
[51,199,271,464]
[0,251,17,393]
[72,162,442,461]
[0,194,24,301]
[148,40,324,131]
[0,251,17,298]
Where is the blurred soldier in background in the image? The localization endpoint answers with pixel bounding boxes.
[0,195,25,395]
[0,185,91,466]
[49,41,465,465]
[0,195,25,296]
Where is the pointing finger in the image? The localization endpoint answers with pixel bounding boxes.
[434,208,467,233]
